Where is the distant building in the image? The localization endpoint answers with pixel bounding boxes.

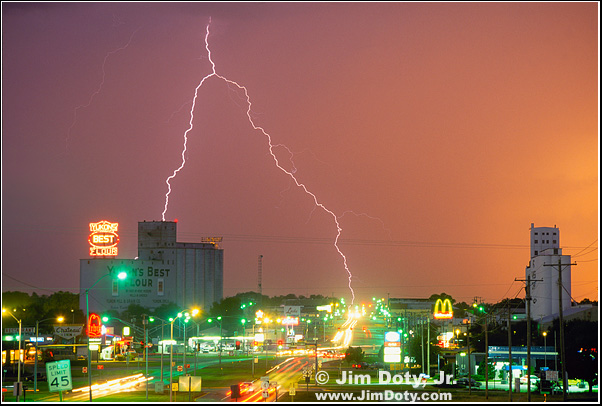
[525,223,571,321]
[80,220,223,315]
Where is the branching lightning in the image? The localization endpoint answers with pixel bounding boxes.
[163,19,363,304]
[65,27,141,153]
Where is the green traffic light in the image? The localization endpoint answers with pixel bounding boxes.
[208,318,213,323]
[102,316,109,322]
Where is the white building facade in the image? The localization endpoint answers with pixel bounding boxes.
[80,220,223,315]
[525,223,572,321]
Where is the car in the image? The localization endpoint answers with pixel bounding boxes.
[239,382,256,394]
[226,381,257,397]
[371,362,386,370]
[456,377,481,387]
[352,362,371,369]
[520,375,540,384]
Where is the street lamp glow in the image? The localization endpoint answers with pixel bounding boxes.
[3,308,23,401]
[169,308,200,402]
[85,271,127,401]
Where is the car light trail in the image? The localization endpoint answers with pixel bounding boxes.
[161,18,360,304]
[70,373,151,398]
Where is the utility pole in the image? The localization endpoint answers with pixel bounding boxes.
[421,317,425,375]
[467,321,471,395]
[257,255,263,307]
[484,311,489,399]
[507,302,513,402]
[544,259,576,402]
[427,314,430,377]
[515,275,543,402]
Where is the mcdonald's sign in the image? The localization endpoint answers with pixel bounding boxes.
[433,298,453,319]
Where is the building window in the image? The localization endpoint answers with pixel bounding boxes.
[534,240,538,244]
[534,232,538,235]
[112,280,119,296]
[534,250,538,256]
[553,240,557,244]
[158,278,164,296]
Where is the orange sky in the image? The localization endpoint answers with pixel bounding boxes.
[2,2,599,305]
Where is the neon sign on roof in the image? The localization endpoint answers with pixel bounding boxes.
[434,298,453,319]
[88,220,119,257]
[88,313,102,338]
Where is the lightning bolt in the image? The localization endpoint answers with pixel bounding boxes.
[65,27,141,153]
[162,19,357,305]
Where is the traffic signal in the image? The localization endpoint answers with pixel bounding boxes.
[236,341,241,350]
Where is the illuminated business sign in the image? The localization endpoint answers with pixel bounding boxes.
[434,298,453,319]
[384,331,401,363]
[88,220,119,257]
[87,313,102,338]
[281,317,299,326]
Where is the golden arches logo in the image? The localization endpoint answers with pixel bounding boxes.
[434,298,453,319]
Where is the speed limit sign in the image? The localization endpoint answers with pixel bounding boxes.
[46,360,73,392]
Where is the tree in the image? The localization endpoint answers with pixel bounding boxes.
[561,320,598,393]
[428,293,456,305]
[42,291,80,320]
[407,328,440,373]
[477,357,495,381]
[120,304,151,323]
[152,302,182,321]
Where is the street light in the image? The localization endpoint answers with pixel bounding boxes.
[2,309,22,402]
[543,331,548,369]
[34,316,64,394]
[170,308,199,402]
[85,271,126,401]
[208,316,223,369]
[148,316,167,383]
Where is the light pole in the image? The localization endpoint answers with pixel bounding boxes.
[34,316,64,394]
[149,316,167,382]
[208,317,223,368]
[142,314,149,401]
[2,309,22,402]
[170,308,199,402]
[85,271,127,402]
[181,317,188,376]
[543,331,548,369]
